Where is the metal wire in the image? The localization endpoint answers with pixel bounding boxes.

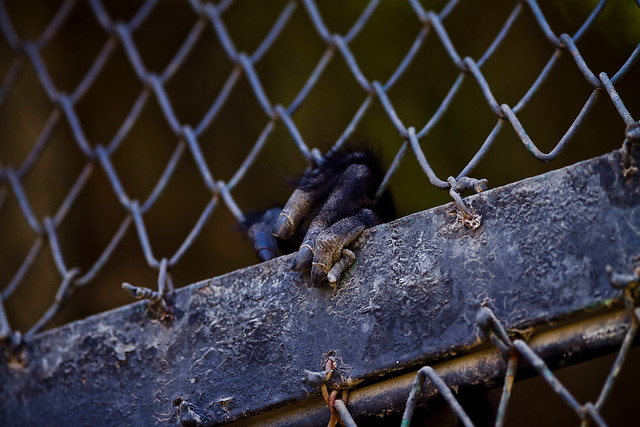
[398,266,640,427]
[0,0,639,423]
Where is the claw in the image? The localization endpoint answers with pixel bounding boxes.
[272,214,294,239]
[273,189,315,239]
[327,249,355,286]
[292,245,314,272]
[309,233,341,285]
[311,262,329,286]
[247,208,281,261]
[254,245,277,262]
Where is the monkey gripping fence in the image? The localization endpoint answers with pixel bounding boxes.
[0,0,639,425]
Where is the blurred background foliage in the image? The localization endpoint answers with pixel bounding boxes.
[0,0,638,335]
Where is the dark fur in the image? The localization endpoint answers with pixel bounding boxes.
[244,147,395,259]
[295,147,395,223]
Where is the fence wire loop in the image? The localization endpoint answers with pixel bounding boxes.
[627,122,640,142]
[121,256,174,316]
[476,305,513,355]
[401,365,474,427]
[173,398,204,427]
[621,128,640,177]
[446,175,487,230]
[606,264,640,292]
[302,352,358,426]
[303,352,334,386]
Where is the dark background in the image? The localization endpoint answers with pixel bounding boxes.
[0,0,638,424]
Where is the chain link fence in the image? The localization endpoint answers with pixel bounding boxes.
[1,0,639,425]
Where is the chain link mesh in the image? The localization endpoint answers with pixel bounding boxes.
[401,268,639,427]
[0,0,639,424]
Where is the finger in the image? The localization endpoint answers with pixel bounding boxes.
[247,208,281,261]
[273,160,340,239]
[272,188,315,239]
[292,164,374,273]
[327,249,355,287]
[309,209,378,285]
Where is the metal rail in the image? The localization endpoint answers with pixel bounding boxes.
[0,149,638,425]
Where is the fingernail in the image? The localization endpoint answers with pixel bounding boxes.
[311,267,326,286]
[272,214,293,239]
[257,247,277,262]
[292,247,313,272]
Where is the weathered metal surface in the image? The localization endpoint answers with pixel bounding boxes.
[1,149,638,426]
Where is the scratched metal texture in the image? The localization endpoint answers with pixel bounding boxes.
[0,148,637,425]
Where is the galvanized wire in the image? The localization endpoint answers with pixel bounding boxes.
[399,267,640,427]
[0,4,638,423]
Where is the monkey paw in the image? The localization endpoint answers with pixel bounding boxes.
[253,150,393,286]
